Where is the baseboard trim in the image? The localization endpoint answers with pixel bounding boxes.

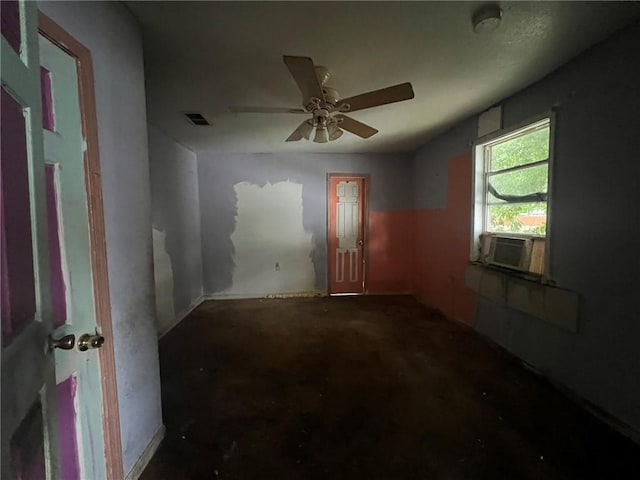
[519,360,640,446]
[365,290,413,296]
[124,424,166,480]
[412,295,640,445]
[202,290,325,300]
[413,292,474,327]
[159,295,205,339]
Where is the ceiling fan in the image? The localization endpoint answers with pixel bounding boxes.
[230,55,415,143]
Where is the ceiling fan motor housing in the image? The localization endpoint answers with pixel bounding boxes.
[322,87,340,105]
[313,108,330,126]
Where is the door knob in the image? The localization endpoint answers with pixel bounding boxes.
[48,334,75,350]
[78,333,105,351]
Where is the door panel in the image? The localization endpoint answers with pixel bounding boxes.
[1,2,60,478]
[40,66,55,131]
[1,0,21,54]
[328,175,366,294]
[9,399,47,480]
[1,87,37,343]
[45,163,67,326]
[56,375,81,480]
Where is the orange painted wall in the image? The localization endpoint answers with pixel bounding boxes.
[367,210,415,294]
[361,154,476,322]
[412,153,477,324]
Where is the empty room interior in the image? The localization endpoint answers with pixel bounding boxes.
[1,1,640,479]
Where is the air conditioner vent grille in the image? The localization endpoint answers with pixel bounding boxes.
[184,112,210,126]
[482,235,533,271]
[493,237,526,266]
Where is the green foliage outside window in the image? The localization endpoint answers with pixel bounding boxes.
[490,128,549,170]
[486,126,550,235]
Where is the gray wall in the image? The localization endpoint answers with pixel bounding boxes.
[197,152,412,296]
[411,23,640,434]
[39,2,163,475]
[412,117,476,210]
[149,125,203,334]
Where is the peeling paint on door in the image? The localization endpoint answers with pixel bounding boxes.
[229,181,314,297]
[153,228,175,332]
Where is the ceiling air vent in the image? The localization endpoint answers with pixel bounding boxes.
[184,112,210,126]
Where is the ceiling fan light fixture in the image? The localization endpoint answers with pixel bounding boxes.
[300,121,313,140]
[472,5,502,34]
[313,126,329,143]
[327,122,343,141]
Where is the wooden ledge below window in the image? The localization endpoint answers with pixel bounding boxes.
[465,264,580,333]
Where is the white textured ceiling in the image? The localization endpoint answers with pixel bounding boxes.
[125,1,640,153]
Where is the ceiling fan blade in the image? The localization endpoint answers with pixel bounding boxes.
[286,130,303,142]
[285,120,313,142]
[334,114,378,139]
[230,106,307,114]
[338,82,414,113]
[283,55,325,105]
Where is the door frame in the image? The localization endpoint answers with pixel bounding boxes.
[326,173,370,295]
[38,13,124,480]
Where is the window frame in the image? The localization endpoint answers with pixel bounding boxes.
[471,112,556,279]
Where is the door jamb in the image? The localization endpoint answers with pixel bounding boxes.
[326,173,370,295]
[38,12,124,480]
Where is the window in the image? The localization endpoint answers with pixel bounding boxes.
[472,116,553,276]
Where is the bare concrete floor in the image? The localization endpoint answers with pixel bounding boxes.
[141,296,639,480]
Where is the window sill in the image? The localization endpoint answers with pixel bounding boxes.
[465,263,579,333]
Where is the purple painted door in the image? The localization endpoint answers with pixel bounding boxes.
[1,3,61,478]
[40,48,81,480]
[4,7,112,479]
[39,25,110,479]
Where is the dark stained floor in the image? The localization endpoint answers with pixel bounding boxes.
[141,296,639,480]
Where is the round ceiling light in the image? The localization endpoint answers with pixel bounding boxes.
[472,5,503,34]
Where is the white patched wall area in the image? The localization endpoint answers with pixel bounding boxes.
[152,228,175,333]
[229,181,315,297]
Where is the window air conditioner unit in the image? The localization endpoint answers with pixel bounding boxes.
[482,235,533,272]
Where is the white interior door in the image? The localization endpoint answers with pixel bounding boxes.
[328,175,366,294]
